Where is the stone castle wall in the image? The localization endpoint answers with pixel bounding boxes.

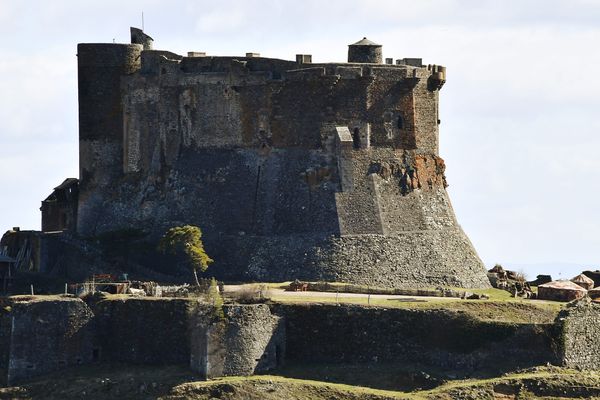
[191,304,284,379]
[74,37,489,288]
[0,297,285,385]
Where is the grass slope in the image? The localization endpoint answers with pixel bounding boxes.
[2,365,600,400]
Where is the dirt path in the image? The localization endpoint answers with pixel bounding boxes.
[222,285,459,303]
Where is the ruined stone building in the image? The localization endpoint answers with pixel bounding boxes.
[42,28,490,288]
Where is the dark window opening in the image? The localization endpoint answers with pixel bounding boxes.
[352,128,361,149]
[397,116,404,129]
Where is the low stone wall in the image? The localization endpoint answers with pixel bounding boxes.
[91,298,196,364]
[0,296,287,385]
[0,297,95,385]
[273,303,554,372]
[191,304,285,379]
[555,299,600,370]
[7,296,600,386]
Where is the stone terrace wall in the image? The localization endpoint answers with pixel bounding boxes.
[0,297,572,386]
[191,304,285,379]
[0,297,95,385]
[90,298,196,364]
[0,297,287,386]
[273,303,554,372]
[555,300,600,370]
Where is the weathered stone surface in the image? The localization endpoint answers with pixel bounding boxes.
[6,297,600,386]
[0,297,95,385]
[0,297,286,386]
[91,298,194,364]
[191,304,285,379]
[273,303,554,371]
[72,34,490,288]
[555,299,600,370]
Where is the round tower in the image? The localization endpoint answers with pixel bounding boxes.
[77,42,142,234]
[130,27,154,50]
[348,37,382,63]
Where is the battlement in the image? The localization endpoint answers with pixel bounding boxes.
[136,52,441,83]
[78,29,444,86]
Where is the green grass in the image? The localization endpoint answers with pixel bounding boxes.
[167,367,600,400]
[175,375,410,399]
[4,363,599,400]
[266,288,562,324]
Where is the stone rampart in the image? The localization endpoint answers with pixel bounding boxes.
[0,297,285,386]
[0,297,95,385]
[273,303,554,372]
[1,297,593,386]
[191,304,285,379]
[555,299,600,370]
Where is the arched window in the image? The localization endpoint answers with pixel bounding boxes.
[397,115,404,130]
[352,128,361,149]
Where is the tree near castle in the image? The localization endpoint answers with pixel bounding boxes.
[158,225,213,286]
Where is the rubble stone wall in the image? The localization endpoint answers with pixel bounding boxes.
[191,304,285,379]
[555,300,600,370]
[0,297,287,386]
[74,45,490,289]
[91,298,195,364]
[0,297,591,386]
[0,297,95,385]
[273,303,555,371]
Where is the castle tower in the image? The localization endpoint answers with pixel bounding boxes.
[76,37,143,232]
[130,27,154,50]
[73,31,490,289]
[348,37,382,63]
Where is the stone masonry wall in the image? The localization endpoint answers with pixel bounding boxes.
[74,43,490,289]
[0,297,95,385]
[0,297,583,386]
[555,299,600,370]
[0,297,287,385]
[91,298,195,364]
[190,304,285,379]
[273,303,555,372]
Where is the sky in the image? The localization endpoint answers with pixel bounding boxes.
[1,0,599,279]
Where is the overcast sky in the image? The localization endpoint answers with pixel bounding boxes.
[1,0,599,278]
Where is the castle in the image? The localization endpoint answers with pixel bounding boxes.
[42,28,489,288]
